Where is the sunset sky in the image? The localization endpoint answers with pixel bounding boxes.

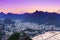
[0,0,60,14]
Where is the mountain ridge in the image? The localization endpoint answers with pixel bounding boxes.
[0,10,60,26]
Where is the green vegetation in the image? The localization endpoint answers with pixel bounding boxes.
[8,32,32,40]
[8,32,20,40]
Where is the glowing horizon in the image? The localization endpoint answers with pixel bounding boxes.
[0,0,60,14]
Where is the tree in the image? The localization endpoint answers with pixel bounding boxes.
[8,32,32,40]
[23,33,32,40]
[0,32,2,40]
[8,32,20,40]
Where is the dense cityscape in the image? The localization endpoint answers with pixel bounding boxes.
[0,10,60,40]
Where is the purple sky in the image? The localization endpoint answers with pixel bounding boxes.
[0,0,60,14]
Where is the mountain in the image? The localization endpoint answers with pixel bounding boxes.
[3,18,15,25]
[0,10,60,26]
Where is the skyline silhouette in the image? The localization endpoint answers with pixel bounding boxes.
[0,10,60,14]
